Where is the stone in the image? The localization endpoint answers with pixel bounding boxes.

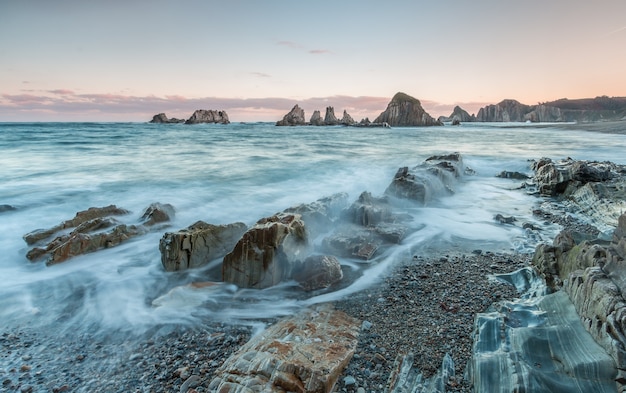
[276,104,306,126]
[344,192,392,227]
[185,109,230,124]
[222,213,309,289]
[439,105,475,123]
[0,204,16,213]
[208,304,360,393]
[496,171,531,180]
[148,113,185,123]
[293,255,343,291]
[324,106,339,125]
[283,193,349,238]
[340,110,355,125]
[322,230,380,260]
[309,110,324,126]
[140,202,175,227]
[387,352,454,393]
[385,153,463,204]
[475,99,532,122]
[160,221,247,272]
[373,92,441,127]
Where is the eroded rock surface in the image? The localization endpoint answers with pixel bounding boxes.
[208,304,360,393]
[222,213,309,289]
[185,109,230,124]
[309,110,324,126]
[276,105,306,126]
[373,92,441,127]
[324,106,339,125]
[293,255,343,291]
[159,221,247,272]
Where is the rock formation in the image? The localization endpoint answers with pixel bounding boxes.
[292,255,343,291]
[283,193,349,238]
[438,105,475,124]
[185,109,230,124]
[208,304,360,392]
[159,221,247,272]
[324,106,339,125]
[309,110,324,126]
[149,113,185,124]
[340,110,355,125]
[222,212,309,289]
[373,92,441,127]
[476,99,532,122]
[276,105,306,126]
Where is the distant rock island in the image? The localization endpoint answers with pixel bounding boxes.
[440,96,626,123]
[149,109,230,124]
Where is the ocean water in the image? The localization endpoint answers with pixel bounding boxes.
[1,121,624,334]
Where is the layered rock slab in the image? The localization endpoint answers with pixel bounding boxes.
[208,304,360,393]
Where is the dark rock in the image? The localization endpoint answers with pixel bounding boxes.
[496,171,531,180]
[340,110,355,125]
[160,221,247,272]
[324,106,339,125]
[309,110,324,126]
[0,204,16,213]
[185,109,230,124]
[148,113,185,124]
[276,104,306,126]
[373,92,441,127]
[140,202,175,227]
[283,193,349,238]
[293,255,343,291]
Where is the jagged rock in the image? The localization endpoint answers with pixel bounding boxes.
[276,104,306,126]
[140,202,175,226]
[293,255,343,291]
[185,109,230,124]
[344,191,392,227]
[340,110,355,125]
[159,221,247,272]
[439,105,475,124]
[283,193,349,238]
[309,110,324,126]
[322,230,380,260]
[388,352,455,393]
[476,99,532,122]
[496,171,531,180]
[359,117,371,125]
[148,113,185,123]
[324,106,339,125]
[385,153,463,204]
[208,304,360,393]
[532,157,616,196]
[374,92,441,127]
[222,213,309,289]
[23,205,130,245]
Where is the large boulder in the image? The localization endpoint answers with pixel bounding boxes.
[293,255,343,291]
[208,304,359,393]
[222,213,309,289]
[185,109,230,124]
[159,221,247,272]
[324,106,339,125]
[276,104,306,126]
[309,110,324,126]
[373,92,441,127]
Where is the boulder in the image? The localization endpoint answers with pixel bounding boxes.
[373,92,441,127]
[0,204,16,213]
[324,106,339,125]
[309,110,324,126]
[148,113,185,123]
[276,104,306,126]
[140,202,175,227]
[385,153,463,204]
[160,221,247,272]
[222,213,309,289]
[185,109,230,124]
[340,110,355,125]
[208,304,360,393]
[293,255,343,291]
[283,193,349,238]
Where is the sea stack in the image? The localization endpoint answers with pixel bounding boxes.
[276,105,306,126]
[374,92,441,126]
[185,109,230,124]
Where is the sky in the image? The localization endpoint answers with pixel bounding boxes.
[1,0,625,122]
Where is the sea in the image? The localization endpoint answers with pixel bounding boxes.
[1,121,625,336]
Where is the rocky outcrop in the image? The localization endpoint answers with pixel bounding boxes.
[276,105,306,126]
[185,109,230,124]
[222,213,309,289]
[25,203,174,265]
[292,255,343,291]
[309,110,324,126]
[373,92,441,127]
[208,304,360,393]
[283,193,349,238]
[324,106,339,125]
[159,221,247,272]
[149,113,185,124]
[340,110,355,125]
[438,105,475,124]
[385,153,464,205]
[524,104,563,122]
[476,99,532,122]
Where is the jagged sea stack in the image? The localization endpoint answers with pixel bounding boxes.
[276,104,306,126]
[374,92,441,126]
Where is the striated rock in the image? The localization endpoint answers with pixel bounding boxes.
[293,255,343,291]
[476,99,532,122]
[324,106,339,125]
[23,205,130,245]
[159,221,247,272]
[524,104,563,122]
[373,92,441,127]
[140,202,175,227]
[148,113,185,124]
[309,110,324,126]
[439,105,475,123]
[340,110,355,125]
[388,352,455,393]
[385,153,464,205]
[532,157,616,196]
[283,193,349,238]
[222,213,309,289]
[343,191,392,227]
[276,104,306,126]
[208,304,360,393]
[185,109,230,124]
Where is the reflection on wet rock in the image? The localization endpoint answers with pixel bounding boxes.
[293,255,343,291]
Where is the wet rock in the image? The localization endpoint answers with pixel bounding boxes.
[283,193,349,238]
[496,171,531,180]
[532,157,617,196]
[494,214,516,225]
[159,221,247,272]
[140,202,175,227]
[293,255,343,291]
[276,104,306,126]
[0,204,16,213]
[322,230,379,260]
[23,205,130,245]
[344,192,393,227]
[222,212,309,289]
[185,109,230,124]
[208,304,360,392]
[387,352,454,393]
[385,153,463,205]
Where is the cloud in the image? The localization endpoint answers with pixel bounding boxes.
[309,49,332,55]
[250,72,271,78]
[48,89,75,95]
[277,40,302,49]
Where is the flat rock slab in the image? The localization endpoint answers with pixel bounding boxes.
[208,304,360,393]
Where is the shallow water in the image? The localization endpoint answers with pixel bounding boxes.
[1,121,625,334]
